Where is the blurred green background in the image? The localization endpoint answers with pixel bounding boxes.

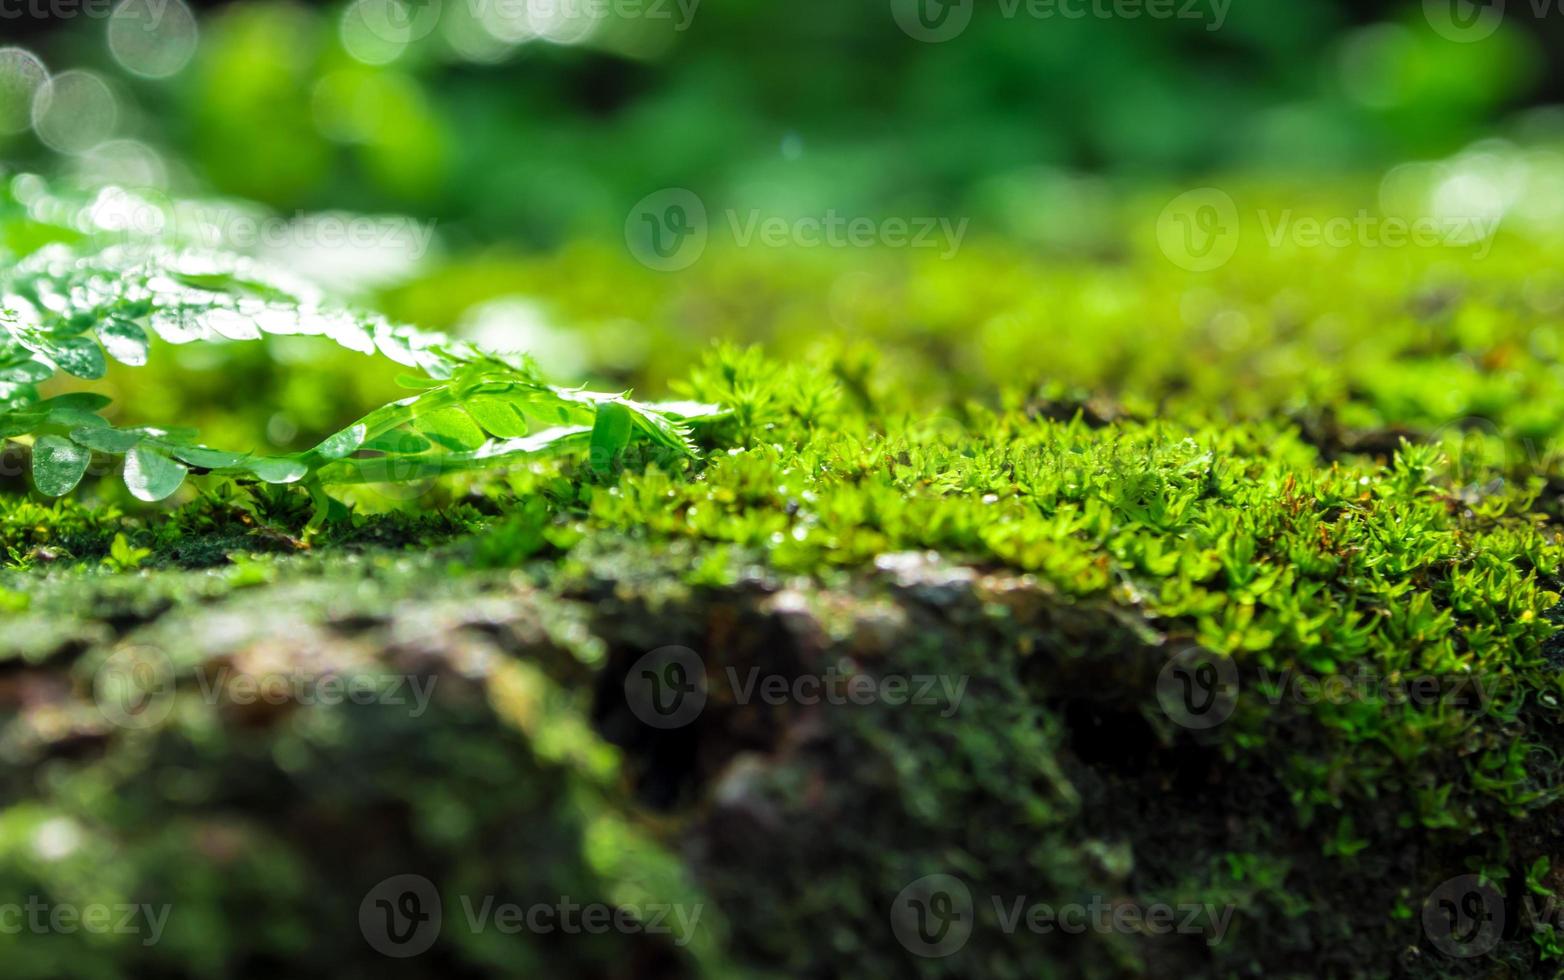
[0,0,1556,246]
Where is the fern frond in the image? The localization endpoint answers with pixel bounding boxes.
[0,191,722,502]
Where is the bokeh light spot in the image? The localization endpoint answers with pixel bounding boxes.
[32,70,118,155]
[0,48,48,136]
[108,0,200,79]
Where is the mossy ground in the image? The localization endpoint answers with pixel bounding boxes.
[4,183,1564,977]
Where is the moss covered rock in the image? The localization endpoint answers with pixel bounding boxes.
[4,181,1564,976]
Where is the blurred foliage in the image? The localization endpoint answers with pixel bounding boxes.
[0,0,1550,247]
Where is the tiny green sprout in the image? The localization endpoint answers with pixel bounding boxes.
[103,532,151,571]
[1528,857,1555,898]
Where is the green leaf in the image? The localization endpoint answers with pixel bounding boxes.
[70,425,145,453]
[247,457,308,484]
[38,393,113,413]
[464,396,532,438]
[362,430,432,454]
[170,271,293,303]
[130,426,200,442]
[124,444,187,501]
[0,221,720,499]
[0,358,53,384]
[312,425,591,485]
[395,373,443,390]
[1528,857,1554,896]
[38,393,111,428]
[590,402,634,475]
[168,444,249,469]
[415,407,487,451]
[0,383,40,411]
[57,312,98,337]
[99,318,150,366]
[0,411,46,439]
[31,435,90,496]
[311,423,368,461]
[645,399,726,421]
[104,532,151,570]
[47,336,108,379]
